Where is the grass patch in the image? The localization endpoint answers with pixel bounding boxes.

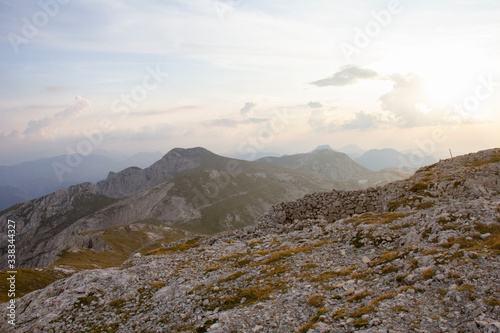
[392,306,409,312]
[485,298,500,307]
[416,202,434,210]
[353,318,370,328]
[297,308,328,333]
[347,212,406,226]
[307,295,326,308]
[219,285,274,310]
[108,298,126,308]
[347,290,373,302]
[468,152,500,167]
[350,306,374,318]
[332,308,348,320]
[371,251,400,266]
[410,182,429,192]
[146,238,200,255]
[217,270,247,284]
[370,292,397,306]
[422,268,436,280]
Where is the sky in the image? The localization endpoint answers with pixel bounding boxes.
[0,0,499,165]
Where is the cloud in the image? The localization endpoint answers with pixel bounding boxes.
[45,86,73,94]
[308,101,323,109]
[311,65,379,87]
[342,111,381,130]
[379,74,430,127]
[240,102,257,115]
[308,109,337,132]
[205,117,268,127]
[130,106,200,117]
[124,123,174,141]
[23,96,91,136]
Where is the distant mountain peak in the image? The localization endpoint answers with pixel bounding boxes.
[311,145,335,152]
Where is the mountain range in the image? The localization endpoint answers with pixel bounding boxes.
[0,146,417,302]
[1,148,498,332]
[0,151,163,210]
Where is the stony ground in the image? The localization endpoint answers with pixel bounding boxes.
[2,148,500,332]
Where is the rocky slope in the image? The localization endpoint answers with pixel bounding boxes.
[3,148,499,332]
[96,147,215,198]
[0,148,343,270]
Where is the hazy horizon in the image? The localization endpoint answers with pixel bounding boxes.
[1,0,499,165]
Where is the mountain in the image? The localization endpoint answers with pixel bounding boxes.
[0,151,163,210]
[311,144,335,152]
[334,144,366,159]
[226,150,282,161]
[0,185,29,209]
[0,147,340,271]
[355,148,437,171]
[3,148,499,332]
[256,149,371,181]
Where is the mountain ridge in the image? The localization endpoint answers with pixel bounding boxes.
[2,148,499,332]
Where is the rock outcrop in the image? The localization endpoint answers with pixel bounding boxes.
[2,148,499,332]
[96,147,214,198]
[0,183,116,268]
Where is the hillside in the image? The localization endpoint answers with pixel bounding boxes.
[0,148,341,271]
[355,148,437,171]
[256,149,371,181]
[2,148,499,332]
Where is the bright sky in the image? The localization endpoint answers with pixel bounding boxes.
[0,0,499,164]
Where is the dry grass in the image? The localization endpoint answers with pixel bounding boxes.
[307,295,326,308]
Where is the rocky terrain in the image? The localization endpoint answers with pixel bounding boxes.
[2,148,499,332]
[0,147,407,272]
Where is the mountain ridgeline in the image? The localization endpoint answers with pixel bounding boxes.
[0,147,398,272]
[1,148,499,332]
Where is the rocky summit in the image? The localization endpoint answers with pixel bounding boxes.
[2,148,500,332]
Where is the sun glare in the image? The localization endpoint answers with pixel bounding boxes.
[413,46,482,107]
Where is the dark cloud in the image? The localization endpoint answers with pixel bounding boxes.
[311,65,378,87]
[240,102,257,115]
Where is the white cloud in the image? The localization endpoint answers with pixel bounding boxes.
[240,102,256,115]
[311,65,379,87]
[23,96,91,136]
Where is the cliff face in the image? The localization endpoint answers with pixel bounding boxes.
[0,183,116,268]
[3,148,499,332]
